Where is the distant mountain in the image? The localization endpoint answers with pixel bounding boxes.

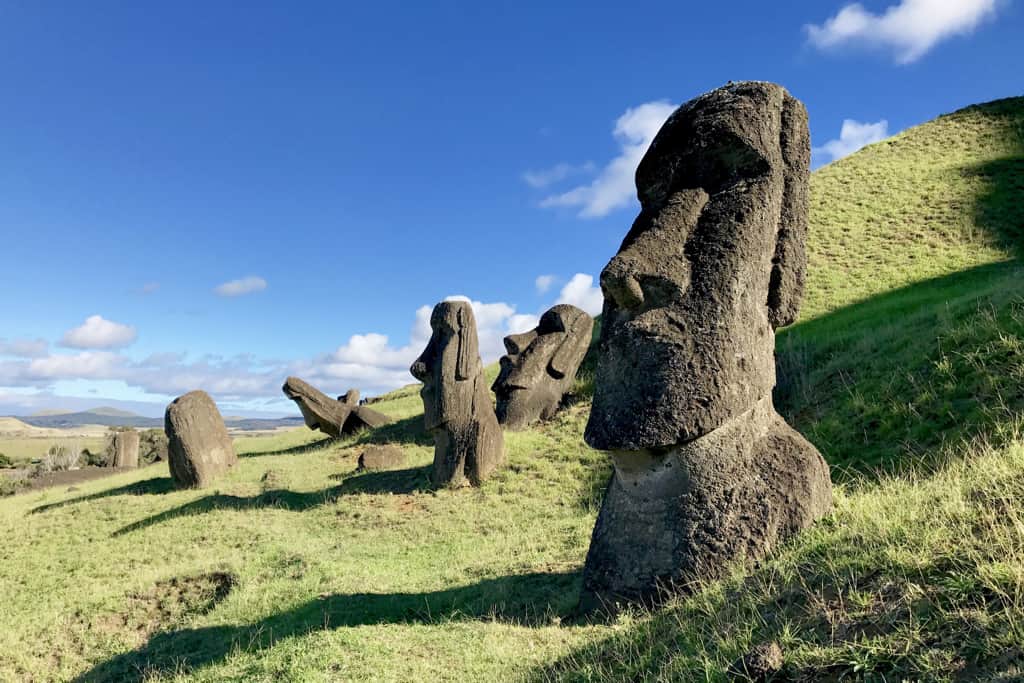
[16,410,304,431]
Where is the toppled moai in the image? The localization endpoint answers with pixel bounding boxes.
[492,304,593,430]
[580,82,832,612]
[282,377,393,437]
[111,429,140,468]
[165,390,238,488]
[410,301,504,487]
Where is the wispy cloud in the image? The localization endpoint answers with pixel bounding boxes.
[813,119,890,166]
[538,101,676,218]
[806,0,1000,64]
[214,276,267,297]
[59,315,137,350]
[522,162,596,189]
[0,338,49,358]
[555,273,604,316]
[535,275,556,294]
[139,282,160,295]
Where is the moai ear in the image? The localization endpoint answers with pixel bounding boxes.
[768,92,810,329]
[455,306,479,381]
[549,313,593,379]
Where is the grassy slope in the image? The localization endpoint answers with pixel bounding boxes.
[0,96,1022,682]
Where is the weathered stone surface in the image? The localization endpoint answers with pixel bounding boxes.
[344,405,392,432]
[283,377,351,437]
[410,301,504,487]
[357,444,408,471]
[164,390,237,488]
[492,304,593,430]
[580,82,832,611]
[338,389,360,406]
[111,430,140,469]
[282,379,393,437]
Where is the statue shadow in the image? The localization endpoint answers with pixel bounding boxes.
[74,570,580,683]
[352,414,432,448]
[30,477,177,514]
[237,435,336,458]
[113,465,433,536]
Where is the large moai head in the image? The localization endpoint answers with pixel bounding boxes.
[585,81,811,452]
[410,300,504,486]
[410,301,483,432]
[492,304,594,430]
[577,82,830,612]
[164,390,238,488]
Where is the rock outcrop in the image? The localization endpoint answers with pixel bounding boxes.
[492,304,593,430]
[580,82,832,611]
[165,390,238,488]
[357,444,408,471]
[410,301,504,487]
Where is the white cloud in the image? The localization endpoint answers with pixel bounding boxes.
[535,275,556,294]
[540,101,677,218]
[214,276,267,297]
[0,338,48,358]
[813,119,890,165]
[555,273,604,316]
[60,315,137,350]
[806,0,1000,64]
[522,162,596,189]
[140,282,160,295]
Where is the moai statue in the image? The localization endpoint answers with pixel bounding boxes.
[111,429,140,468]
[580,82,833,612]
[492,304,594,430]
[165,390,238,488]
[410,301,504,487]
[282,377,392,437]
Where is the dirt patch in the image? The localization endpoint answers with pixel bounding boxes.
[92,572,237,642]
[22,466,138,492]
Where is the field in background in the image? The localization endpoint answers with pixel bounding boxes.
[0,96,1022,682]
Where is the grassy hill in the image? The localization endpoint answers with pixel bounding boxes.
[0,96,1022,682]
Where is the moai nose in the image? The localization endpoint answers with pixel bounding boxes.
[602,271,644,310]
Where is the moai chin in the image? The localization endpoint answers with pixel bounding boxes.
[580,81,833,612]
[410,301,504,487]
[492,304,593,430]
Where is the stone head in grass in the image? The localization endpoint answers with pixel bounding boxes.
[492,304,593,430]
[164,390,238,488]
[579,81,833,612]
[410,300,504,487]
[282,377,392,437]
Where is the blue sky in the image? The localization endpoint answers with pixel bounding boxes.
[1,0,1020,417]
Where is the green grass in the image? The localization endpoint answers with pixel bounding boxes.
[0,95,1022,682]
[0,436,107,462]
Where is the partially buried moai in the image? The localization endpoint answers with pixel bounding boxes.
[492,304,593,430]
[410,301,504,487]
[111,429,140,468]
[580,81,832,612]
[165,390,238,488]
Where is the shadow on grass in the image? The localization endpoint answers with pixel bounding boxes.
[113,465,433,536]
[237,435,336,458]
[30,477,177,514]
[352,414,432,448]
[74,571,580,682]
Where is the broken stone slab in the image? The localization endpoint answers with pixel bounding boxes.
[357,444,408,471]
[111,430,140,469]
